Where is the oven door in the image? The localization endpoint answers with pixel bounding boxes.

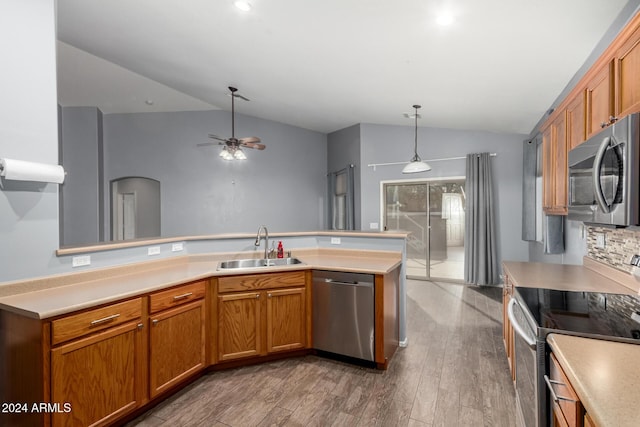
[508,297,545,427]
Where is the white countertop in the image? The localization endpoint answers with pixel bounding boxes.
[0,248,402,319]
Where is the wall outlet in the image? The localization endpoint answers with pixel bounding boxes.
[370,222,379,230]
[148,246,161,256]
[171,243,184,252]
[72,255,91,267]
[595,233,606,249]
[330,237,341,245]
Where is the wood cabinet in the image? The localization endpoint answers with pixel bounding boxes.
[585,61,615,138]
[549,352,585,427]
[51,320,144,427]
[566,92,586,150]
[215,271,309,363]
[542,111,568,215]
[616,24,640,118]
[502,274,515,383]
[50,298,144,427]
[148,281,206,398]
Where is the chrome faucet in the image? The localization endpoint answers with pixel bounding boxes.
[254,225,269,259]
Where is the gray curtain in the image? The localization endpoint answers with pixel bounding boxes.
[327,164,355,230]
[464,153,499,285]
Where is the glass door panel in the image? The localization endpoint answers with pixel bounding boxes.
[383,179,466,282]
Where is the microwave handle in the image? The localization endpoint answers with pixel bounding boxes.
[507,297,536,348]
[592,136,612,214]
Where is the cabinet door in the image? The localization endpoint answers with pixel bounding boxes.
[51,321,143,427]
[542,112,568,215]
[266,287,306,353]
[566,92,586,150]
[218,291,262,361]
[149,299,205,398]
[586,61,614,137]
[616,26,640,117]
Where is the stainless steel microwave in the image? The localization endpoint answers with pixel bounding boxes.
[567,112,640,226]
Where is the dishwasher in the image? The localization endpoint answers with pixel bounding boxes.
[312,270,375,362]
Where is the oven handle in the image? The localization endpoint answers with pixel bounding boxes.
[592,136,612,214]
[507,297,537,348]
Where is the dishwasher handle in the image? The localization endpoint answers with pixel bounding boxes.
[320,278,373,287]
[507,297,537,348]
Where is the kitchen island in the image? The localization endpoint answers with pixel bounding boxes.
[0,243,403,427]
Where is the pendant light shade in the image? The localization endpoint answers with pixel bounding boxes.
[402,104,431,174]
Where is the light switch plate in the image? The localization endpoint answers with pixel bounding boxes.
[171,243,184,252]
[148,246,161,256]
[72,255,91,267]
[330,237,341,245]
[370,222,379,230]
[595,233,606,249]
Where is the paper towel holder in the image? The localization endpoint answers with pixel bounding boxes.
[0,157,66,184]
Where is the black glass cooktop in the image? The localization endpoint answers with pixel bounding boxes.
[515,287,640,341]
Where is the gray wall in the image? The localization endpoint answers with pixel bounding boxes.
[102,110,327,237]
[327,124,362,230]
[59,107,103,246]
[0,0,59,283]
[359,123,530,264]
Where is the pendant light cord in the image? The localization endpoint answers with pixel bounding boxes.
[413,104,421,160]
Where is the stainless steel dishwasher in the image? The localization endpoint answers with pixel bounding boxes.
[312,270,375,361]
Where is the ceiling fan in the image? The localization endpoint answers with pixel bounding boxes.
[198,86,265,160]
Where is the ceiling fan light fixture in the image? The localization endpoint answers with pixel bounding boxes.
[233,148,247,160]
[402,104,431,174]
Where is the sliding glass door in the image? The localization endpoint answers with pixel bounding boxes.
[383,179,466,282]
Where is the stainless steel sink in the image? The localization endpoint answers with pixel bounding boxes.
[217,257,303,270]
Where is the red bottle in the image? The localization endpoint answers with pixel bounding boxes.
[277,241,284,258]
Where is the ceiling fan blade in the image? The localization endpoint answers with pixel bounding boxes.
[207,134,228,142]
[242,142,266,150]
[230,93,250,102]
[196,142,218,147]
[238,136,261,144]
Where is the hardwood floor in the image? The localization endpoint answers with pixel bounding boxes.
[126,280,516,427]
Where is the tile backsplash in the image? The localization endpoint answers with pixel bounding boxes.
[587,226,640,273]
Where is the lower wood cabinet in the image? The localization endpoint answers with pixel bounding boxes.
[502,274,516,383]
[149,299,206,398]
[51,320,144,427]
[549,352,585,427]
[215,271,309,363]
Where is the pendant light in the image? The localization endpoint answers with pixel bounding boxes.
[402,104,431,174]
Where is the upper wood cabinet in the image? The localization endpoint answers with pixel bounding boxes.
[616,24,640,117]
[542,111,568,215]
[585,61,615,138]
[566,92,586,150]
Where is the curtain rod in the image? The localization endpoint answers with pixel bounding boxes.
[367,153,497,171]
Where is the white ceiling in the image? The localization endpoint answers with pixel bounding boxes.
[56,0,630,135]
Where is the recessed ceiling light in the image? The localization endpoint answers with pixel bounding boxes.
[145,99,154,106]
[436,12,454,26]
[234,1,251,12]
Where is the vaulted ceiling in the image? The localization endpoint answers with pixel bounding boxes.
[56,0,631,134]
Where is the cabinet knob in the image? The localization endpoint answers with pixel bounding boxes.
[601,122,607,128]
[152,319,159,326]
[609,115,618,124]
[256,294,260,299]
[137,323,144,330]
[268,293,272,298]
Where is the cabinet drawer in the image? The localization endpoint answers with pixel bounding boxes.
[51,298,142,346]
[548,353,583,427]
[218,271,306,293]
[149,280,206,314]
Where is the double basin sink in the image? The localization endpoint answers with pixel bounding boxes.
[217,257,303,270]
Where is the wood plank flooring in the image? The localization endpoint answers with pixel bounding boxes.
[126,280,516,427]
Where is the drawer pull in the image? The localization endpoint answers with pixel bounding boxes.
[544,375,577,403]
[172,292,193,301]
[90,313,120,326]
